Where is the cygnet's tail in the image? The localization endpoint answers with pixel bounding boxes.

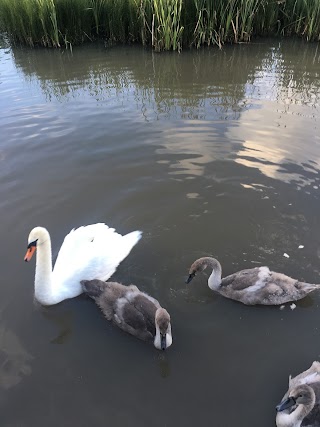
[81,279,106,298]
[289,361,320,388]
[298,282,320,297]
[301,282,320,290]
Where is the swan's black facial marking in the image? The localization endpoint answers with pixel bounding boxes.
[25,239,38,262]
[27,240,38,249]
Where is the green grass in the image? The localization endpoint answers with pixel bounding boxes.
[0,0,320,50]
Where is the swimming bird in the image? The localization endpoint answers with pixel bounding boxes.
[81,279,172,350]
[186,257,320,305]
[276,361,320,426]
[24,224,142,306]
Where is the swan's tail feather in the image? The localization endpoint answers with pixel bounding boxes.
[81,279,105,298]
[118,230,142,259]
[123,230,142,247]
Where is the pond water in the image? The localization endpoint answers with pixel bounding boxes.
[1,39,320,426]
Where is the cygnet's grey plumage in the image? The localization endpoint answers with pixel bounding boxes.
[186,257,320,305]
[81,279,172,350]
[276,361,320,427]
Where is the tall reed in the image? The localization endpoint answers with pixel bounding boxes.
[152,0,184,51]
[280,0,320,41]
[1,0,320,51]
[0,0,60,47]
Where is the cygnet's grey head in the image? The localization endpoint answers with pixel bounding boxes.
[186,257,221,284]
[276,384,315,413]
[24,227,49,262]
[154,308,172,351]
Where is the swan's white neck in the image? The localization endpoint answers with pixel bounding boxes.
[276,404,311,427]
[34,238,54,305]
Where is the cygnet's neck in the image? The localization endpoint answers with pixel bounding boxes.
[34,238,54,305]
[277,404,312,427]
[205,258,222,290]
[154,323,172,350]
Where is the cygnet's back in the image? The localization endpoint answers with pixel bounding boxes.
[81,279,172,350]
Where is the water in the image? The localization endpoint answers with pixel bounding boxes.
[1,39,320,426]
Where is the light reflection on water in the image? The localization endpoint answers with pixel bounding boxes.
[1,40,320,426]
[5,41,320,187]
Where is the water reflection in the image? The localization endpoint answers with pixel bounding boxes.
[9,41,320,186]
[156,353,171,379]
[38,306,73,345]
[11,44,263,120]
[232,103,320,187]
[11,41,320,113]
[0,320,33,390]
[156,122,235,177]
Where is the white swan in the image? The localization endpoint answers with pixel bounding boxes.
[81,279,172,350]
[276,361,320,427]
[24,224,142,306]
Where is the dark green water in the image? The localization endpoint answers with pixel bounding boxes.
[1,39,320,426]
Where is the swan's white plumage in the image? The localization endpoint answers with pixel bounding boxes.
[27,223,142,306]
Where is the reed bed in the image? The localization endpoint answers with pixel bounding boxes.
[0,0,320,51]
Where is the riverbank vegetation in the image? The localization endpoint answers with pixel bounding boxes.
[0,0,319,51]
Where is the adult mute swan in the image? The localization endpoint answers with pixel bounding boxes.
[81,279,172,350]
[276,361,320,427]
[24,224,142,306]
[186,257,320,305]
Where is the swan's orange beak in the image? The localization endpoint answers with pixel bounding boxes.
[24,246,36,262]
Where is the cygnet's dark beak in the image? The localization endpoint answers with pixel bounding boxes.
[161,334,167,351]
[186,272,196,284]
[276,396,296,412]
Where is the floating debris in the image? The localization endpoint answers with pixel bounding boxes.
[280,305,285,310]
[298,245,304,249]
[283,253,290,258]
[186,193,199,199]
[290,303,296,310]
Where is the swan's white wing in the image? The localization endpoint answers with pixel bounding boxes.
[51,224,142,301]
